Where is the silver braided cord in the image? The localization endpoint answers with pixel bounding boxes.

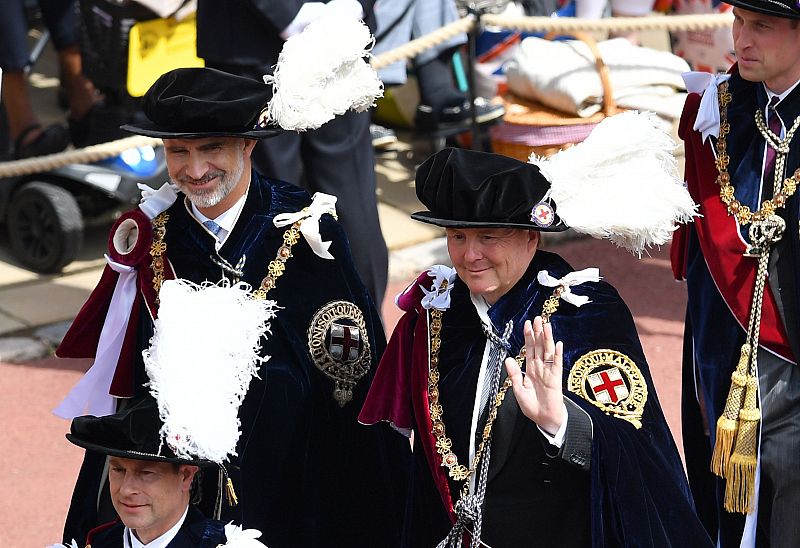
[438,320,513,548]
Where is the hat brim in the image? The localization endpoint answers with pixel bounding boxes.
[66,433,209,467]
[411,211,569,232]
[121,121,282,140]
[723,0,800,18]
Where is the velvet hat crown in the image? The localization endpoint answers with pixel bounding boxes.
[66,397,206,465]
[122,67,281,139]
[724,0,800,19]
[411,147,567,231]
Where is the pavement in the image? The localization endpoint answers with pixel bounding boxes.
[0,27,691,548]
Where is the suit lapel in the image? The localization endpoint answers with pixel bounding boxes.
[486,366,523,484]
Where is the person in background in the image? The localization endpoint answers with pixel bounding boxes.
[0,0,100,158]
[672,0,800,545]
[195,0,388,307]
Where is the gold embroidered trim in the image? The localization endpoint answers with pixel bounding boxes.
[566,349,647,429]
[428,281,563,484]
[148,211,302,302]
[715,80,800,226]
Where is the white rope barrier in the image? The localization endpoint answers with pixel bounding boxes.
[0,12,733,178]
[0,136,162,178]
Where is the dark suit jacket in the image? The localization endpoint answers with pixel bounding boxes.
[86,506,226,547]
[361,251,715,547]
[197,0,376,68]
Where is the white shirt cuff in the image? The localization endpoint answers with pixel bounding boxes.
[537,402,569,448]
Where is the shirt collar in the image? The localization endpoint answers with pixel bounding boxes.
[190,189,248,235]
[469,292,492,328]
[125,506,189,548]
[764,77,800,106]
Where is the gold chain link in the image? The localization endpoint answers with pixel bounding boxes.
[148,212,303,302]
[427,281,564,486]
[714,81,800,226]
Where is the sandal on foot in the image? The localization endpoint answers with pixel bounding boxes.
[13,123,70,159]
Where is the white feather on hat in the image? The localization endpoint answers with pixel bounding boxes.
[530,110,698,255]
[265,15,383,131]
[143,279,277,464]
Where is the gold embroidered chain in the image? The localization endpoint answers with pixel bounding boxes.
[715,81,800,225]
[252,222,302,300]
[428,282,564,484]
[147,211,302,302]
[150,212,169,301]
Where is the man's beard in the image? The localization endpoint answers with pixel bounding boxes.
[175,153,244,209]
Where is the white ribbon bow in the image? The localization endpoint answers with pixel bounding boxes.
[47,540,79,548]
[54,184,179,420]
[221,522,269,547]
[137,182,178,220]
[536,268,602,307]
[273,192,338,259]
[420,265,457,310]
[54,257,138,419]
[682,71,731,144]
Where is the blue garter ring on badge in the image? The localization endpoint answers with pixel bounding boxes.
[531,201,555,228]
[307,300,371,406]
[567,349,648,429]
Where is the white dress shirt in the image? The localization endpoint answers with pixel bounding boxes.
[188,190,249,250]
[466,293,568,493]
[124,507,188,548]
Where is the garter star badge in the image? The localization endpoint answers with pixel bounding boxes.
[567,349,647,429]
[531,201,555,228]
[307,300,371,406]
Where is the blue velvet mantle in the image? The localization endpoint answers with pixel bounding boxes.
[362,250,713,547]
[62,171,409,548]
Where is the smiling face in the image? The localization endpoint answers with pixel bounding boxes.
[732,7,800,93]
[163,136,257,218]
[446,227,540,305]
[108,456,197,545]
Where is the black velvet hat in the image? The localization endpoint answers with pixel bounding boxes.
[411,147,568,231]
[121,67,281,139]
[66,397,206,466]
[724,0,800,18]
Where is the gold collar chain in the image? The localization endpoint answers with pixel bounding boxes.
[427,281,563,486]
[714,80,800,226]
[149,211,302,300]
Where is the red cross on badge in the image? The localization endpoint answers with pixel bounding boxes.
[530,202,554,228]
[329,323,362,363]
[587,367,629,404]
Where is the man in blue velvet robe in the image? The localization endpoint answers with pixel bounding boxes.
[57,67,408,548]
[672,1,800,545]
[62,398,233,548]
[360,148,713,547]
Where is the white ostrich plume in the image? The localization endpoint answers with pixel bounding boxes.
[530,110,698,255]
[143,279,278,464]
[265,15,383,131]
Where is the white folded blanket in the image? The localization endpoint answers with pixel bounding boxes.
[505,37,690,117]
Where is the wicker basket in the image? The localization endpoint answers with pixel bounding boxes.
[491,32,619,160]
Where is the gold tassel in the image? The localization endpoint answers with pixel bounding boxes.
[724,376,760,514]
[225,477,239,507]
[711,343,750,477]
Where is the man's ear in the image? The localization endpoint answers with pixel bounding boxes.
[527,230,541,254]
[179,465,199,491]
[242,138,258,157]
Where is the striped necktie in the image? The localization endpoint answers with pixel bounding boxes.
[764,95,782,186]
